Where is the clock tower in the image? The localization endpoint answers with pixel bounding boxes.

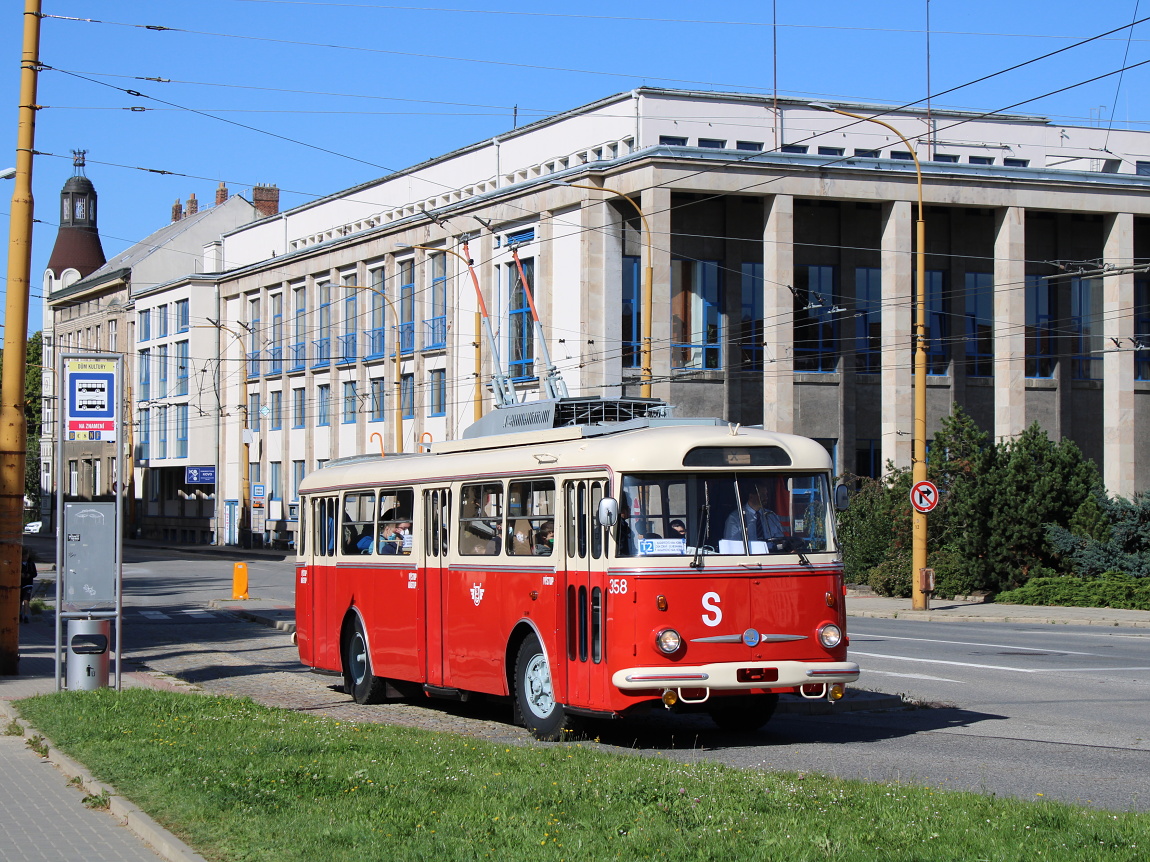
[45,149,106,289]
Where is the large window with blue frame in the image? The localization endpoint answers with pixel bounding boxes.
[317,383,330,425]
[138,349,151,400]
[922,270,949,375]
[401,374,414,419]
[343,381,357,423]
[1137,279,1150,381]
[855,438,881,479]
[1026,274,1056,378]
[247,297,261,378]
[965,272,994,377]
[398,260,415,354]
[269,293,283,374]
[315,282,332,366]
[175,404,188,458]
[370,378,385,422]
[671,259,722,370]
[139,408,150,460]
[1070,276,1102,380]
[855,267,881,373]
[793,265,838,372]
[368,267,387,357]
[740,262,764,370]
[291,284,307,370]
[621,255,641,369]
[426,254,447,349]
[339,280,357,364]
[292,387,306,427]
[507,258,535,380]
[429,369,446,416]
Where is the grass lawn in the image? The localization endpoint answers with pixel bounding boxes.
[14,689,1146,861]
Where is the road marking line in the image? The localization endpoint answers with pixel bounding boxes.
[852,650,1150,675]
[138,610,170,619]
[863,670,965,683]
[849,633,1097,656]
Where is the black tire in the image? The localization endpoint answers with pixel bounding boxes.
[342,614,388,704]
[514,634,580,741]
[708,694,780,732]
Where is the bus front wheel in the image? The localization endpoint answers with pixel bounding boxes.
[342,615,388,704]
[514,634,579,741]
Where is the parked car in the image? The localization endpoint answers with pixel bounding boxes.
[22,521,42,534]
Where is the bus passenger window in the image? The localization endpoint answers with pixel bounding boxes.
[342,492,378,555]
[378,488,415,555]
[316,497,337,557]
[507,480,555,556]
[459,483,503,555]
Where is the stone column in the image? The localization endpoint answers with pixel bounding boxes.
[641,186,672,402]
[881,201,913,471]
[1103,212,1135,498]
[762,194,794,434]
[994,206,1027,442]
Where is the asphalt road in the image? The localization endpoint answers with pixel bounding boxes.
[28,539,1150,811]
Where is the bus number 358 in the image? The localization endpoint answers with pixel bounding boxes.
[608,578,628,594]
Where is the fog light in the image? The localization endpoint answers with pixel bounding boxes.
[661,688,678,707]
[817,623,842,648]
[656,628,682,654]
[828,683,845,701]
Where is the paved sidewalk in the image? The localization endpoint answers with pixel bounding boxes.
[845,593,1150,628]
[0,617,206,862]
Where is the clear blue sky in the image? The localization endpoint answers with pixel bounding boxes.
[3,0,1149,335]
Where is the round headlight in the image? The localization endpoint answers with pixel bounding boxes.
[817,623,843,649]
[656,628,682,654]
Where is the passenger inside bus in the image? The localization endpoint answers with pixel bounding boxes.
[533,521,554,555]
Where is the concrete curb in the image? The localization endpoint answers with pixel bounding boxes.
[0,699,209,862]
[848,609,1150,627]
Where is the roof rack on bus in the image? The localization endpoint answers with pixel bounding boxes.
[460,395,675,440]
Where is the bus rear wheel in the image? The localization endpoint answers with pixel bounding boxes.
[514,634,579,741]
[342,615,388,704]
[708,694,780,733]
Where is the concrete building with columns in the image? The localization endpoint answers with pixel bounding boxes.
[142,88,1150,544]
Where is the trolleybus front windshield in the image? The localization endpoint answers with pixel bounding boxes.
[617,472,835,557]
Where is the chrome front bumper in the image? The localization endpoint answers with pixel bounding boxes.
[612,660,860,691]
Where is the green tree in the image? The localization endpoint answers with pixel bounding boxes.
[0,330,43,502]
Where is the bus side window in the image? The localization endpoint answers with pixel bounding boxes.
[507,479,555,556]
[298,497,307,556]
[590,481,605,559]
[459,482,502,555]
[378,488,415,555]
[342,491,377,555]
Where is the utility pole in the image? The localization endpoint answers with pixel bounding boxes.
[1,0,42,674]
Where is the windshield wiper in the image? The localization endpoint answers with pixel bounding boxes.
[782,536,812,567]
[690,484,710,570]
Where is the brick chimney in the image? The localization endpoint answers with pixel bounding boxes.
[215,181,228,206]
[171,198,183,222]
[252,184,280,218]
[186,192,198,216]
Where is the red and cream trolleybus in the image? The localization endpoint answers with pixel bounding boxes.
[295,397,859,740]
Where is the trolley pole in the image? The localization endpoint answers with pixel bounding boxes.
[0,0,42,675]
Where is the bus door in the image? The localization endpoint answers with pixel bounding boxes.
[422,487,451,687]
[562,478,609,709]
[311,494,339,669]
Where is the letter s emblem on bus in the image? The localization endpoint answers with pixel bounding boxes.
[701,591,722,627]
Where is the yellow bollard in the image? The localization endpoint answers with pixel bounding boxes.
[232,562,249,600]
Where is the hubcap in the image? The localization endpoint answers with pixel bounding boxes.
[351,633,368,685]
[524,652,555,718]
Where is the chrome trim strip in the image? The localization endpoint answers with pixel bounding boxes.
[624,673,710,682]
[690,635,744,644]
[690,633,808,644]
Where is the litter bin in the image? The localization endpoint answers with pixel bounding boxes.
[66,618,110,691]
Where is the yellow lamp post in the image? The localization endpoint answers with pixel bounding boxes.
[810,103,930,610]
[551,181,653,398]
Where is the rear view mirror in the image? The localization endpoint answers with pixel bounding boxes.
[597,497,619,527]
[834,483,850,512]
